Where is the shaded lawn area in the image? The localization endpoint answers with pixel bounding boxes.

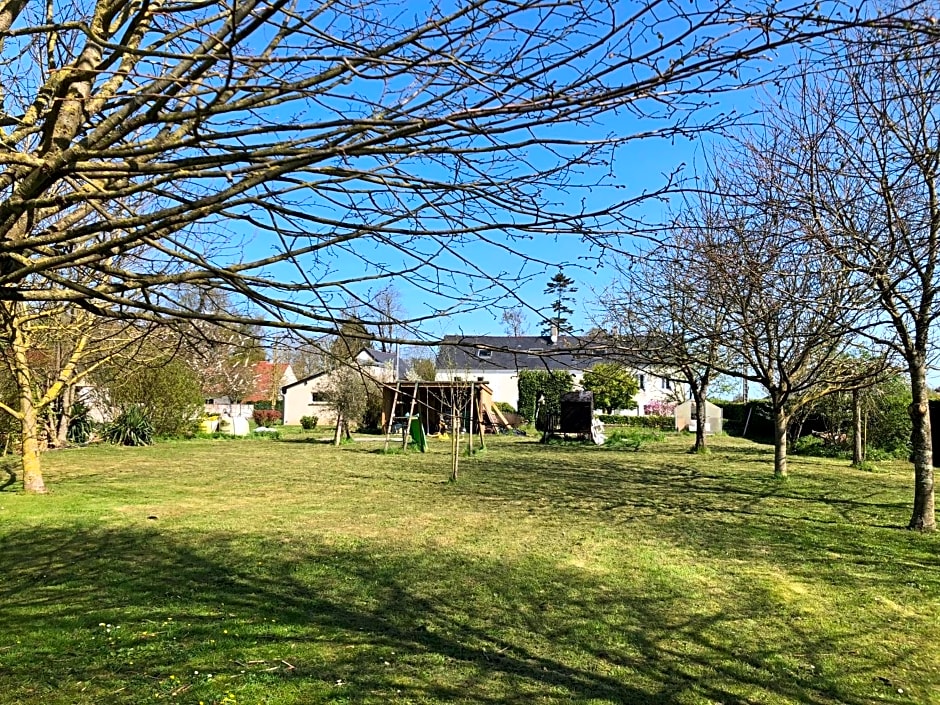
[0,434,937,704]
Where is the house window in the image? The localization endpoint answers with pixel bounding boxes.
[311,392,327,403]
[661,378,672,390]
[638,374,645,391]
[477,376,484,382]
[477,349,492,358]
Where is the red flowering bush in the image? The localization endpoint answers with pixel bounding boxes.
[253,409,282,426]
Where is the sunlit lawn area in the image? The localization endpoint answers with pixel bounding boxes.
[0,432,937,704]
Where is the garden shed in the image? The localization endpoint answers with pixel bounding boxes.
[674,400,723,434]
[559,390,595,434]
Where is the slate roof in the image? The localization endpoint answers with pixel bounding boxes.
[281,347,406,391]
[436,334,616,373]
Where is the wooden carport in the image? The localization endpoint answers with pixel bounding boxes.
[381,381,504,451]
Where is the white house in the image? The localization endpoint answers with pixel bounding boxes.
[434,332,679,415]
[281,349,404,425]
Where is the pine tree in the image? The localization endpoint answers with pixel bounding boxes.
[544,272,578,335]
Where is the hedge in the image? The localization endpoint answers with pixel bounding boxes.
[710,400,774,439]
[598,414,674,431]
[517,370,574,420]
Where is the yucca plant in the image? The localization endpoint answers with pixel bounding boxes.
[105,406,154,446]
[66,402,94,444]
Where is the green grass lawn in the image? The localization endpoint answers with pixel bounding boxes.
[0,432,937,704]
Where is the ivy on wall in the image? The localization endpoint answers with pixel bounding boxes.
[517,370,574,420]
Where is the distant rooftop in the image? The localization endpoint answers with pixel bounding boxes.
[436,334,646,372]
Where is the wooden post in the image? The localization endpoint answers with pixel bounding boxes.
[383,383,400,452]
[451,409,459,481]
[403,381,419,450]
[468,383,474,455]
[852,388,864,465]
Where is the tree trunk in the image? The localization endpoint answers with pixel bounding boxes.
[852,388,865,466]
[907,360,935,530]
[333,412,343,447]
[790,415,805,450]
[54,384,74,448]
[692,391,707,452]
[8,312,46,493]
[773,408,789,478]
[20,405,46,493]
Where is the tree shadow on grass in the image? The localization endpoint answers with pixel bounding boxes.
[453,441,939,597]
[0,456,16,491]
[0,526,915,705]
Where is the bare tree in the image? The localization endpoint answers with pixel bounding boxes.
[283,342,329,381]
[0,0,931,490]
[0,300,161,491]
[500,309,528,337]
[674,157,880,477]
[187,317,266,406]
[778,29,940,529]
[607,227,729,452]
[367,286,406,353]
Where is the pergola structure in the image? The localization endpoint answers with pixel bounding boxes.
[381,381,505,450]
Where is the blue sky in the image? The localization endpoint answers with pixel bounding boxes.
[220,1,839,346]
[395,131,717,339]
[238,0,813,345]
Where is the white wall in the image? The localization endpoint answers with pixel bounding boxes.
[282,375,333,425]
[283,362,393,425]
[436,368,520,408]
[436,365,679,415]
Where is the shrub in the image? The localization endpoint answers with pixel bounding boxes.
[791,435,845,458]
[253,428,281,439]
[581,363,638,414]
[103,358,204,437]
[867,378,912,457]
[603,427,665,450]
[360,390,383,432]
[66,402,94,444]
[643,399,676,416]
[253,409,282,426]
[712,400,775,439]
[518,370,574,421]
[865,446,908,461]
[494,401,516,414]
[105,406,154,446]
[598,414,674,431]
[299,415,318,430]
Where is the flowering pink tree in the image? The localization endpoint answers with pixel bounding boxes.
[644,400,676,417]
